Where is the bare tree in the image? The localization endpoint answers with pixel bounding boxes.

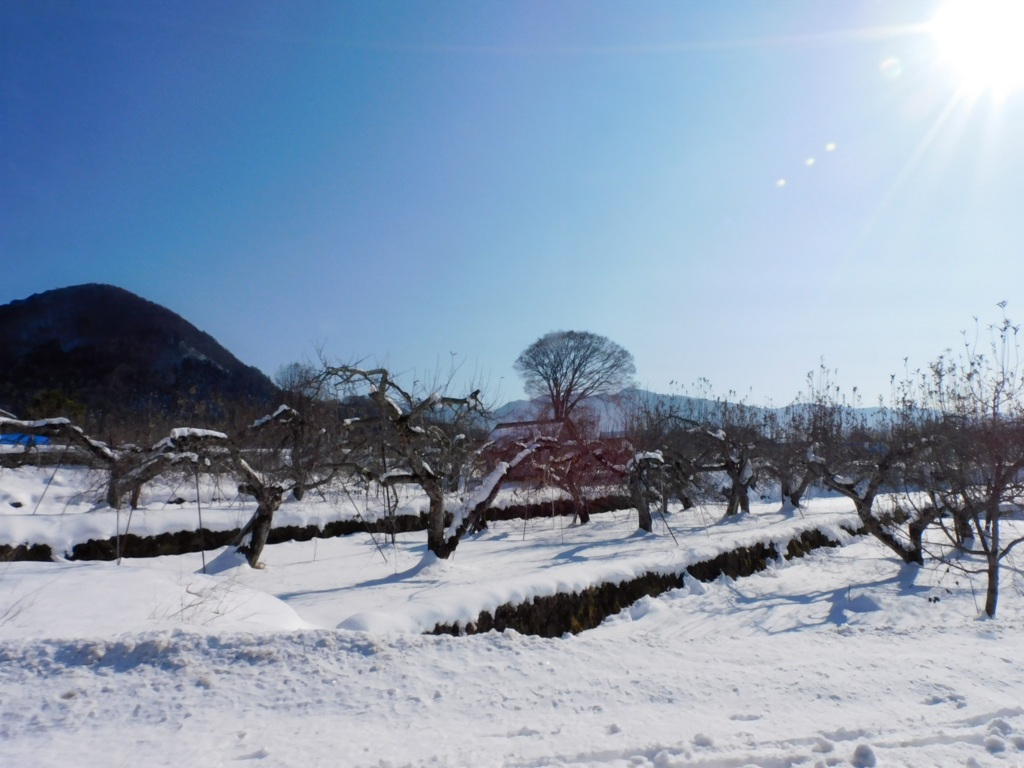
[520,419,631,526]
[623,387,771,520]
[0,414,289,568]
[618,397,716,518]
[627,450,664,533]
[805,376,939,566]
[316,363,489,559]
[274,361,321,399]
[514,331,635,422]
[0,415,128,506]
[244,399,341,502]
[141,402,340,568]
[761,421,819,514]
[116,414,307,568]
[697,400,768,517]
[918,308,1024,617]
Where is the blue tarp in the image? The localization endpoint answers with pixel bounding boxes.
[0,434,49,446]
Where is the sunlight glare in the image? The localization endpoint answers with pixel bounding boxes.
[929,0,1024,95]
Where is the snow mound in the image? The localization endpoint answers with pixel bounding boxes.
[0,560,313,639]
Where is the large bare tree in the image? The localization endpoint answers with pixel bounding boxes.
[514,331,635,422]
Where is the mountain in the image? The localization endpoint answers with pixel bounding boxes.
[493,387,892,436]
[0,284,279,435]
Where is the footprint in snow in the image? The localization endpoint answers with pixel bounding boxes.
[924,692,967,708]
[510,726,541,737]
[235,748,270,760]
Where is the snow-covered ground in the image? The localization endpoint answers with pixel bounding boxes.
[2,465,1024,767]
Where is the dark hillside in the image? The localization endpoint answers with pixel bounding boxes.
[0,284,278,438]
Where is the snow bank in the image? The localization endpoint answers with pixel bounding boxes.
[0,560,312,640]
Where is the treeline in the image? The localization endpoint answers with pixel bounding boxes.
[3,316,1024,616]
[625,311,1024,617]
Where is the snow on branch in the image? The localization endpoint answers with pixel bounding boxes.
[0,416,71,429]
[0,416,116,462]
[152,428,229,453]
[171,428,228,441]
[380,469,417,485]
[627,450,664,470]
[249,405,301,430]
[445,443,540,538]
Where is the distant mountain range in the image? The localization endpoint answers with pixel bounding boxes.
[0,284,278,436]
[493,388,727,435]
[495,387,890,435]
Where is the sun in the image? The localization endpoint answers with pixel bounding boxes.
[929,0,1024,95]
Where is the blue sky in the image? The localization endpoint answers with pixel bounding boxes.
[3,1,1023,406]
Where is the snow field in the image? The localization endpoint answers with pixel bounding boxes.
[2,465,1024,766]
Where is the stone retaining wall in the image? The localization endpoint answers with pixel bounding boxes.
[430,525,861,638]
[1,495,628,561]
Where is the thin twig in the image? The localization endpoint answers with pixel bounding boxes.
[31,442,70,516]
[196,469,207,574]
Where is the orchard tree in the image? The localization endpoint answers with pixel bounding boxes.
[623,387,771,519]
[514,331,635,422]
[618,397,716,518]
[521,418,631,526]
[919,308,1024,617]
[696,399,768,517]
[805,372,939,567]
[626,450,667,533]
[123,406,326,568]
[316,363,491,559]
[256,362,342,502]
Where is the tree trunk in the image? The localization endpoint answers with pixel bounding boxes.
[564,475,590,525]
[954,511,974,549]
[629,473,653,533]
[984,556,999,618]
[982,508,1001,618]
[779,476,793,509]
[781,469,814,510]
[236,487,284,567]
[426,492,449,558]
[722,468,752,517]
[636,502,653,532]
[724,488,739,517]
[724,481,750,516]
[106,465,122,508]
[575,501,591,525]
[907,518,928,562]
[858,499,923,566]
